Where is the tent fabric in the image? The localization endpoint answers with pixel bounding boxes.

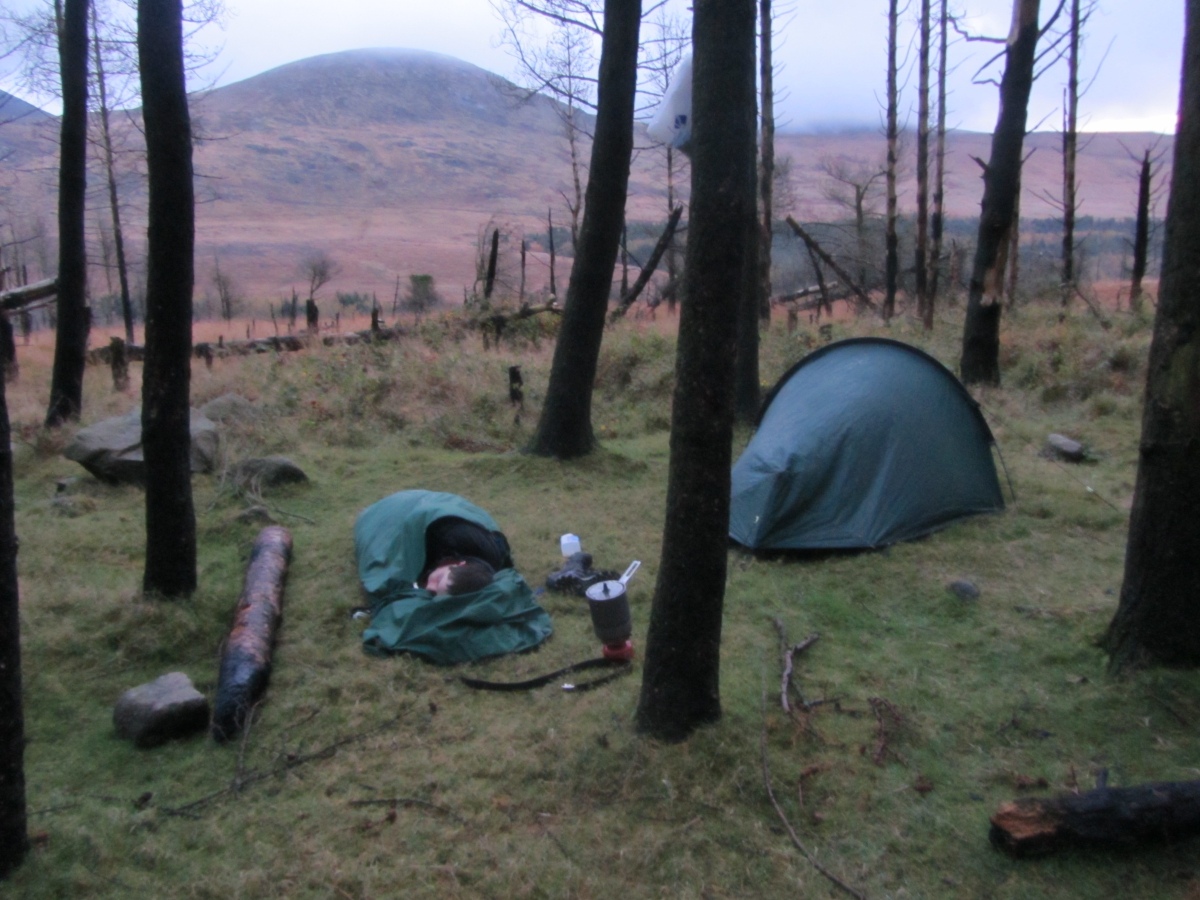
[730,338,1004,551]
[355,490,553,664]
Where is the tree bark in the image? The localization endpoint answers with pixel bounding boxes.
[547,207,558,299]
[1105,0,1200,669]
[529,0,641,459]
[991,780,1200,857]
[211,527,293,742]
[609,204,683,320]
[758,0,775,324]
[0,371,27,878]
[915,0,932,327]
[139,0,197,597]
[45,0,90,427]
[1129,149,1152,311]
[883,0,900,321]
[636,0,756,741]
[927,0,949,316]
[959,0,1041,386]
[1060,0,1081,309]
[92,5,134,345]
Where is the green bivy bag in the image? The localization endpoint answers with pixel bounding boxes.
[354,490,553,664]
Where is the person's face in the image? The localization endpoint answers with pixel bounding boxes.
[425,563,461,595]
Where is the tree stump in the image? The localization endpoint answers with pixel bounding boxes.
[109,337,129,390]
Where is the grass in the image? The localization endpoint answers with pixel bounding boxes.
[7,298,1200,899]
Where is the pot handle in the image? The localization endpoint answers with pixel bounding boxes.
[619,560,641,586]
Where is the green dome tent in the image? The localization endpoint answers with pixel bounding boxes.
[730,338,1005,551]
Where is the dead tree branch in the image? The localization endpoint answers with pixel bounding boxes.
[784,217,875,311]
[760,686,868,900]
[610,204,683,321]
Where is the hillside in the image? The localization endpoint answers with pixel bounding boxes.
[0,48,1175,307]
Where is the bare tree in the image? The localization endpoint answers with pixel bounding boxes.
[211,255,239,322]
[641,7,689,315]
[1127,143,1165,312]
[1052,0,1102,310]
[529,0,642,459]
[139,0,196,597]
[302,251,338,301]
[883,0,901,320]
[10,0,225,351]
[821,154,886,291]
[45,0,90,428]
[90,0,135,343]
[915,0,932,326]
[959,0,1057,385]
[926,0,950,314]
[494,0,600,248]
[1105,0,1200,670]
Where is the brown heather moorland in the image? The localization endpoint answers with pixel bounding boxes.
[0,48,1175,310]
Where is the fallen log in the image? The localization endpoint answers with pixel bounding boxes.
[990,780,1200,857]
[0,277,57,311]
[211,526,293,742]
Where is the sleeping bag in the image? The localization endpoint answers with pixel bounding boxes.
[354,490,552,664]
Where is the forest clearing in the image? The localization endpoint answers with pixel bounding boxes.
[5,289,1200,898]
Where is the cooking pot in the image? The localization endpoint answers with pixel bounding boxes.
[585,560,640,645]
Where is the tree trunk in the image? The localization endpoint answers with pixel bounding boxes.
[1105,0,1200,669]
[927,0,949,324]
[139,0,197,597]
[529,0,641,459]
[45,0,90,427]
[734,10,761,426]
[883,0,900,321]
[959,0,1041,386]
[0,372,27,878]
[484,228,499,301]
[636,0,756,742]
[915,0,932,327]
[1130,149,1152,311]
[547,208,558,300]
[92,5,134,346]
[758,0,775,324]
[1006,179,1023,308]
[1060,0,1081,309]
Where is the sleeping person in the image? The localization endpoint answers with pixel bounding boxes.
[353,490,552,664]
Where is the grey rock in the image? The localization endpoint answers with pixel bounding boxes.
[230,456,308,492]
[64,408,220,484]
[948,579,980,601]
[113,672,210,748]
[201,393,258,424]
[1045,433,1086,462]
[51,494,95,517]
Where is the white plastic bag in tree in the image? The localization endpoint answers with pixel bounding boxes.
[647,54,693,152]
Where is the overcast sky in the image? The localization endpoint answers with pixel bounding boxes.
[2,0,1185,133]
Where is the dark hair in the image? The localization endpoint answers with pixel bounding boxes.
[443,557,496,596]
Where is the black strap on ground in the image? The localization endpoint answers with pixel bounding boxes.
[459,657,632,693]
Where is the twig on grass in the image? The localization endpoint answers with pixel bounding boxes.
[868,697,906,766]
[771,618,820,713]
[760,685,868,900]
[160,715,403,818]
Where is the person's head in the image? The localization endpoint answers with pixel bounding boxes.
[425,557,496,596]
